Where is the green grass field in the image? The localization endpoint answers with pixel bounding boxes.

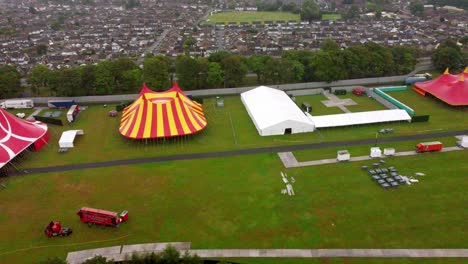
[10,91,467,170]
[0,150,466,263]
[1,89,467,263]
[321,14,342,21]
[202,11,300,25]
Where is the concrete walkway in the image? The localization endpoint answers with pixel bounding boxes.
[27,107,45,120]
[322,91,355,113]
[279,146,465,168]
[66,245,468,263]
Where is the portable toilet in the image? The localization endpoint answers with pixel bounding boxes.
[337,150,350,161]
[370,147,382,158]
[384,148,395,156]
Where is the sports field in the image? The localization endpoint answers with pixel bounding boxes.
[1,90,467,263]
[321,14,342,21]
[202,11,300,25]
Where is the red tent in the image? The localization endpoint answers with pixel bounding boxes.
[414,68,468,106]
[119,83,207,139]
[0,108,49,168]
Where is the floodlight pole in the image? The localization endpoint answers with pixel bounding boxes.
[374,132,378,146]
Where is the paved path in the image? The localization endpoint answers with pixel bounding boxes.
[27,107,45,119]
[322,91,354,113]
[280,146,465,168]
[66,244,468,263]
[13,129,468,176]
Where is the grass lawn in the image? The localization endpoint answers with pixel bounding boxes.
[321,14,342,21]
[6,108,36,117]
[336,94,387,112]
[12,92,468,170]
[0,150,466,263]
[202,11,299,25]
[294,95,344,115]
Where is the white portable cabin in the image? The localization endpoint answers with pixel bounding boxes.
[337,150,350,161]
[370,147,382,158]
[0,99,34,109]
[241,86,315,136]
[59,130,84,148]
[458,136,468,148]
[67,105,79,123]
[384,148,395,156]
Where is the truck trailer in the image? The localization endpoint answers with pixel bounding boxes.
[0,99,34,109]
[48,100,75,108]
[77,207,128,227]
[416,141,443,153]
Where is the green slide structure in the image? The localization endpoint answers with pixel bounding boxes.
[374,86,415,116]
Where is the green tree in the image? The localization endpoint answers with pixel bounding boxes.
[36,43,48,56]
[197,57,210,89]
[112,58,138,93]
[208,51,231,63]
[183,37,196,56]
[391,46,416,74]
[321,38,340,52]
[342,49,363,78]
[247,55,270,83]
[176,55,199,90]
[94,60,115,95]
[79,64,96,95]
[281,59,304,83]
[263,57,281,84]
[345,5,360,19]
[55,67,83,96]
[143,56,170,91]
[432,47,464,71]
[82,255,109,264]
[206,62,224,88]
[409,0,424,16]
[161,245,180,264]
[221,55,247,87]
[301,0,321,21]
[0,65,22,98]
[29,64,51,95]
[311,51,348,82]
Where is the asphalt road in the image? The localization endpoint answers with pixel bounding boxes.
[14,129,468,176]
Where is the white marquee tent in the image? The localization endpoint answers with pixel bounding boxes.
[58,130,84,148]
[241,86,315,136]
[307,109,411,128]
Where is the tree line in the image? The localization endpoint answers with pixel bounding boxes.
[1,39,464,98]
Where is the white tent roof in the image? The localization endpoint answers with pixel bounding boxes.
[58,129,84,148]
[308,109,411,128]
[241,86,314,130]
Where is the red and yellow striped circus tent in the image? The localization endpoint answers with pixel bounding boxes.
[119,83,207,139]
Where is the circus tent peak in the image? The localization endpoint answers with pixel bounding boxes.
[119,83,207,139]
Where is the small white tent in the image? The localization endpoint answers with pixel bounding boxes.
[59,130,84,148]
[241,86,315,136]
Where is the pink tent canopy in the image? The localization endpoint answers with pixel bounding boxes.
[414,68,468,106]
[0,108,49,168]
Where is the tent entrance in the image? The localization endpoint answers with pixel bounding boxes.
[284,128,292,134]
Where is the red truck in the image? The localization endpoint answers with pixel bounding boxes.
[416,141,443,153]
[77,207,128,227]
